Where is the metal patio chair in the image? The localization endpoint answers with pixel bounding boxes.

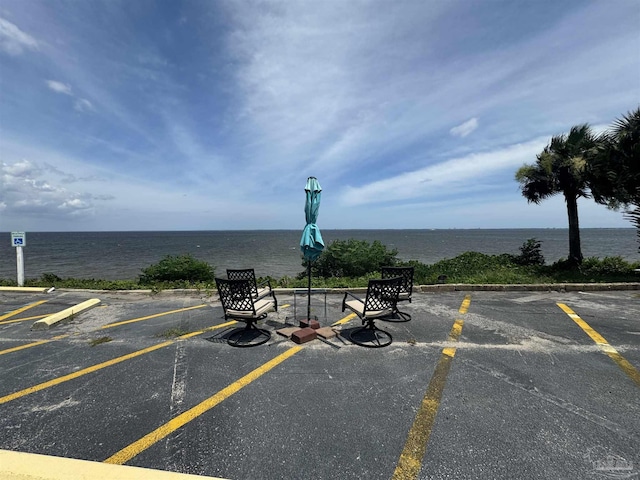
[341,276,402,348]
[381,266,414,321]
[226,268,278,310]
[215,277,276,347]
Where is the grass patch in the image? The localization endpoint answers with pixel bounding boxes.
[156,326,192,338]
[89,336,112,347]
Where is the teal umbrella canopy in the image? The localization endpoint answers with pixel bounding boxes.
[300,177,325,262]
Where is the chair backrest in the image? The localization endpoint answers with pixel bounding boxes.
[381,266,414,296]
[227,269,258,296]
[216,277,256,314]
[364,276,402,313]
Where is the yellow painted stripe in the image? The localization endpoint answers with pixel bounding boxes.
[104,345,303,465]
[0,449,228,480]
[101,305,208,329]
[332,313,357,326]
[0,322,233,405]
[0,340,173,405]
[449,319,464,341]
[0,313,50,325]
[393,297,469,480]
[458,295,471,314]
[0,300,48,321]
[176,321,237,340]
[0,335,69,356]
[557,303,640,388]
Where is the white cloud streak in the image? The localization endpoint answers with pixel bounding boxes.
[341,136,549,206]
[0,16,38,55]
[450,118,479,138]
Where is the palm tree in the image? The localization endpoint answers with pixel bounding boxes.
[589,107,640,250]
[515,124,598,265]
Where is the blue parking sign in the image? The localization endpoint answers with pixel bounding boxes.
[11,232,26,247]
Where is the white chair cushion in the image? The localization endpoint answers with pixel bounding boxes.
[344,299,391,319]
[227,298,275,318]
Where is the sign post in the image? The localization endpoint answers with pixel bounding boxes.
[11,232,26,287]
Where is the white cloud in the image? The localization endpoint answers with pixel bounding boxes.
[341,136,548,206]
[0,17,38,56]
[0,159,98,217]
[74,98,94,112]
[450,118,479,138]
[46,80,73,95]
[45,80,96,113]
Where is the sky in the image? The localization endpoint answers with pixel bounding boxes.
[0,0,639,232]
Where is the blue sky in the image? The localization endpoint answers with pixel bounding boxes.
[0,0,638,232]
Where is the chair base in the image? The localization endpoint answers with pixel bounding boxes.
[348,323,392,348]
[383,308,412,323]
[227,323,271,347]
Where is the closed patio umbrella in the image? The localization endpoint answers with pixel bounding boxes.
[300,177,325,322]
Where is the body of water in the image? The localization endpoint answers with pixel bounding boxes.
[0,229,637,281]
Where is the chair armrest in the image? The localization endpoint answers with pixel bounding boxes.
[256,278,272,290]
[255,278,277,311]
[341,291,363,312]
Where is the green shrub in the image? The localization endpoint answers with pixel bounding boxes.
[41,273,62,284]
[514,238,545,266]
[139,254,215,284]
[401,252,552,285]
[579,256,634,275]
[304,239,399,278]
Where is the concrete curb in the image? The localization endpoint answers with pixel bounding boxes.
[0,449,226,480]
[0,286,51,293]
[416,283,640,292]
[45,283,640,296]
[31,298,101,330]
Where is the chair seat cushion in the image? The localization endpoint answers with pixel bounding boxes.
[227,298,275,318]
[344,299,392,319]
[398,292,411,300]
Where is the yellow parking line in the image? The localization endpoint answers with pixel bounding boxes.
[393,296,470,480]
[332,313,356,326]
[557,303,640,388]
[104,345,303,465]
[0,335,69,356]
[101,305,208,329]
[0,321,236,405]
[0,313,49,325]
[458,294,471,314]
[0,300,48,321]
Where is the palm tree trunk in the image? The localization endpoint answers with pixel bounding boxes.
[623,204,640,253]
[565,193,583,265]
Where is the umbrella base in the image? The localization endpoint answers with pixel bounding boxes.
[299,318,320,329]
[291,327,317,344]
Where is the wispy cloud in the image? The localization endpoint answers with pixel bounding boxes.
[450,118,479,138]
[46,80,73,95]
[341,136,549,206]
[0,16,38,55]
[74,98,94,112]
[45,79,95,113]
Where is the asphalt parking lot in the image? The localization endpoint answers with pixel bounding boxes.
[1,288,639,479]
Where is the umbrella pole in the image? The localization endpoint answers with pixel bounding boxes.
[307,261,312,322]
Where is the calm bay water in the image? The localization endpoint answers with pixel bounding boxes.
[0,229,637,281]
